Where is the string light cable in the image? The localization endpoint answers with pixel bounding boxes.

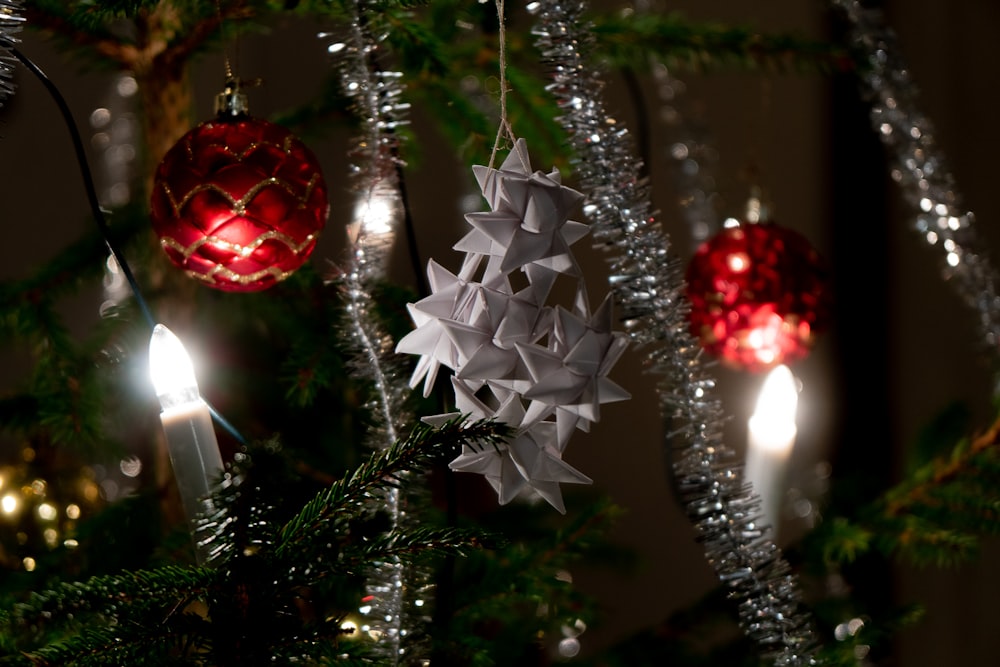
[5,45,246,445]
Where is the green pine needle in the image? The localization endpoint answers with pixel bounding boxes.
[813,412,1000,568]
[591,12,852,74]
[275,417,511,559]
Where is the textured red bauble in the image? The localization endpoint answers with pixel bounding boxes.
[685,222,831,372]
[150,117,329,292]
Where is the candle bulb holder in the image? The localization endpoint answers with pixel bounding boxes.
[744,364,798,538]
[149,324,224,565]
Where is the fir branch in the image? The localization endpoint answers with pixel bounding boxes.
[337,525,502,573]
[23,2,134,65]
[11,615,210,666]
[884,415,1000,517]
[1,566,216,631]
[440,499,619,664]
[408,74,494,158]
[382,9,453,77]
[590,11,852,74]
[0,206,146,347]
[503,61,570,170]
[274,418,511,559]
[0,236,107,326]
[883,517,980,568]
[24,0,255,71]
[815,413,1000,568]
[266,72,356,140]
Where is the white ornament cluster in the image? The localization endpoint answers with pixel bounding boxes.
[397,139,630,512]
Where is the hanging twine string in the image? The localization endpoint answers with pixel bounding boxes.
[489,0,531,173]
[488,0,515,171]
[486,0,531,196]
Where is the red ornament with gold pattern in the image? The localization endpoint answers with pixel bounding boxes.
[685,221,831,372]
[150,81,329,292]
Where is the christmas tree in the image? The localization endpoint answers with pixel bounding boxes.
[1,1,999,665]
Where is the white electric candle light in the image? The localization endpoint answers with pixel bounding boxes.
[744,364,798,538]
[149,324,223,565]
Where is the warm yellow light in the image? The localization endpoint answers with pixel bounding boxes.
[355,195,396,236]
[82,481,100,503]
[748,364,798,453]
[348,184,401,246]
[1,493,19,515]
[66,503,81,519]
[149,323,223,567]
[726,251,750,273]
[745,364,799,535]
[120,456,143,477]
[149,324,201,410]
[37,503,58,521]
[340,617,360,639]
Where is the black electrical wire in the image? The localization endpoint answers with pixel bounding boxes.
[6,42,247,446]
[9,44,157,328]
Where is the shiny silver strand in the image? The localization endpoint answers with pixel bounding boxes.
[651,62,722,249]
[832,0,1000,357]
[0,0,25,107]
[322,3,422,663]
[529,1,818,663]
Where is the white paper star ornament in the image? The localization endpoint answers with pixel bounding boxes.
[398,139,631,511]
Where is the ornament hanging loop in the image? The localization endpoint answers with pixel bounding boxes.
[212,0,259,118]
[488,0,525,173]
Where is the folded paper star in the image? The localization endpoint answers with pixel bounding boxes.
[397,139,630,511]
[459,139,590,289]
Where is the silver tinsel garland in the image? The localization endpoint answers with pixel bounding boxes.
[832,0,1000,359]
[530,1,817,663]
[322,3,424,662]
[0,0,24,107]
[652,62,722,249]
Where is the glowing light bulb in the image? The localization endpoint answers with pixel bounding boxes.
[340,617,360,639]
[1,493,18,515]
[745,364,799,537]
[347,183,401,259]
[149,324,200,410]
[149,324,223,565]
[355,194,397,237]
[37,503,57,521]
[726,251,750,273]
[750,365,798,447]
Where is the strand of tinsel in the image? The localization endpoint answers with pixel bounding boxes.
[322,3,423,663]
[530,2,817,663]
[831,0,1000,360]
[0,0,25,107]
[651,61,722,249]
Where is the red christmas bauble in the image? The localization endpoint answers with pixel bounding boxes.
[685,222,831,372]
[151,117,329,292]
